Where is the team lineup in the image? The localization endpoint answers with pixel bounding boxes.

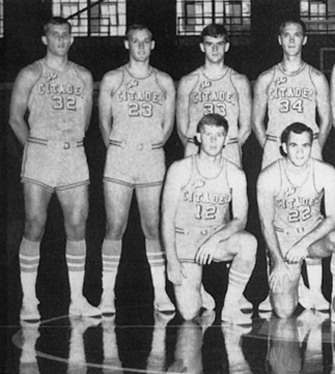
[8,16,335,325]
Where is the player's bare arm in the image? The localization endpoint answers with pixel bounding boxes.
[231,71,252,146]
[331,64,335,128]
[176,72,198,146]
[76,65,94,131]
[285,161,335,263]
[311,67,331,150]
[9,63,41,146]
[252,68,274,148]
[98,69,122,147]
[162,159,191,285]
[257,166,293,290]
[195,162,249,265]
[157,71,176,144]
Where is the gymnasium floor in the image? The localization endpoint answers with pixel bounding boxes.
[3,101,335,374]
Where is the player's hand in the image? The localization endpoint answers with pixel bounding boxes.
[269,262,293,292]
[195,239,217,265]
[285,241,309,264]
[167,260,187,285]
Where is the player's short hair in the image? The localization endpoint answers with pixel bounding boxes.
[125,24,153,40]
[281,122,313,145]
[197,113,229,134]
[278,19,307,36]
[201,23,229,43]
[43,17,72,35]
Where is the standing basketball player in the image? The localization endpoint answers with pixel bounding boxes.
[98,24,175,314]
[177,23,251,166]
[9,17,100,320]
[257,123,335,319]
[252,19,331,311]
[176,23,253,310]
[162,113,257,323]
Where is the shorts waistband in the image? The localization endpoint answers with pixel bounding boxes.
[28,137,84,149]
[274,217,322,235]
[175,227,211,236]
[266,133,318,142]
[110,139,163,151]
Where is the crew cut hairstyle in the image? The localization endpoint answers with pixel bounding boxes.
[43,16,72,35]
[278,19,307,36]
[201,23,229,43]
[125,24,153,40]
[197,113,229,133]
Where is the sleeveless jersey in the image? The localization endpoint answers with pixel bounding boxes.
[267,63,318,137]
[28,59,89,140]
[274,158,323,233]
[110,65,166,143]
[175,156,232,230]
[187,67,239,142]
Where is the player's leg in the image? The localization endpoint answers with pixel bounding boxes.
[136,184,175,312]
[305,231,335,316]
[57,185,100,317]
[20,182,52,321]
[173,262,202,320]
[259,139,281,313]
[213,231,257,324]
[99,181,134,314]
[270,263,301,318]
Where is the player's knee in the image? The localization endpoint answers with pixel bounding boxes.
[25,217,46,241]
[178,305,199,321]
[328,231,335,251]
[238,232,257,259]
[105,224,126,240]
[141,222,159,240]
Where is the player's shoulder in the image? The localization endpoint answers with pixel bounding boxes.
[307,63,327,82]
[314,158,335,174]
[100,66,123,87]
[72,62,92,77]
[17,60,42,80]
[13,60,43,90]
[255,65,275,83]
[72,62,93,85]
[155,68,175,86]
[179,68,199,85]
[258,160,280,185]
[230,68,250,88]
[226,159,246,180]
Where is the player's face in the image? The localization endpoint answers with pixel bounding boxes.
[197,124,227,157]
[282,131,312,168]
[200,36,229,64]
[42,24,73,57]
[125,29,155,62]
[278,23,307,57]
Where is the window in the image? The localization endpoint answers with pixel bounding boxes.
[0,0,3,37]
[52,0,126,36]
[300,0,335,33]
[176,0,251,36]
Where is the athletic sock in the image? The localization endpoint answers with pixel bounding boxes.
[100,239,121,302]
[225,267,251,307]
[19,237,40,304]
[66,239,86,302]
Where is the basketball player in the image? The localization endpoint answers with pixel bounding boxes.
[252,19,331,312]
[9,17,100,320]
[176,23,253,310]
[257,123,335,319]
[98,24,175,314]
[162,113,257,323]
[177,23,251,166]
